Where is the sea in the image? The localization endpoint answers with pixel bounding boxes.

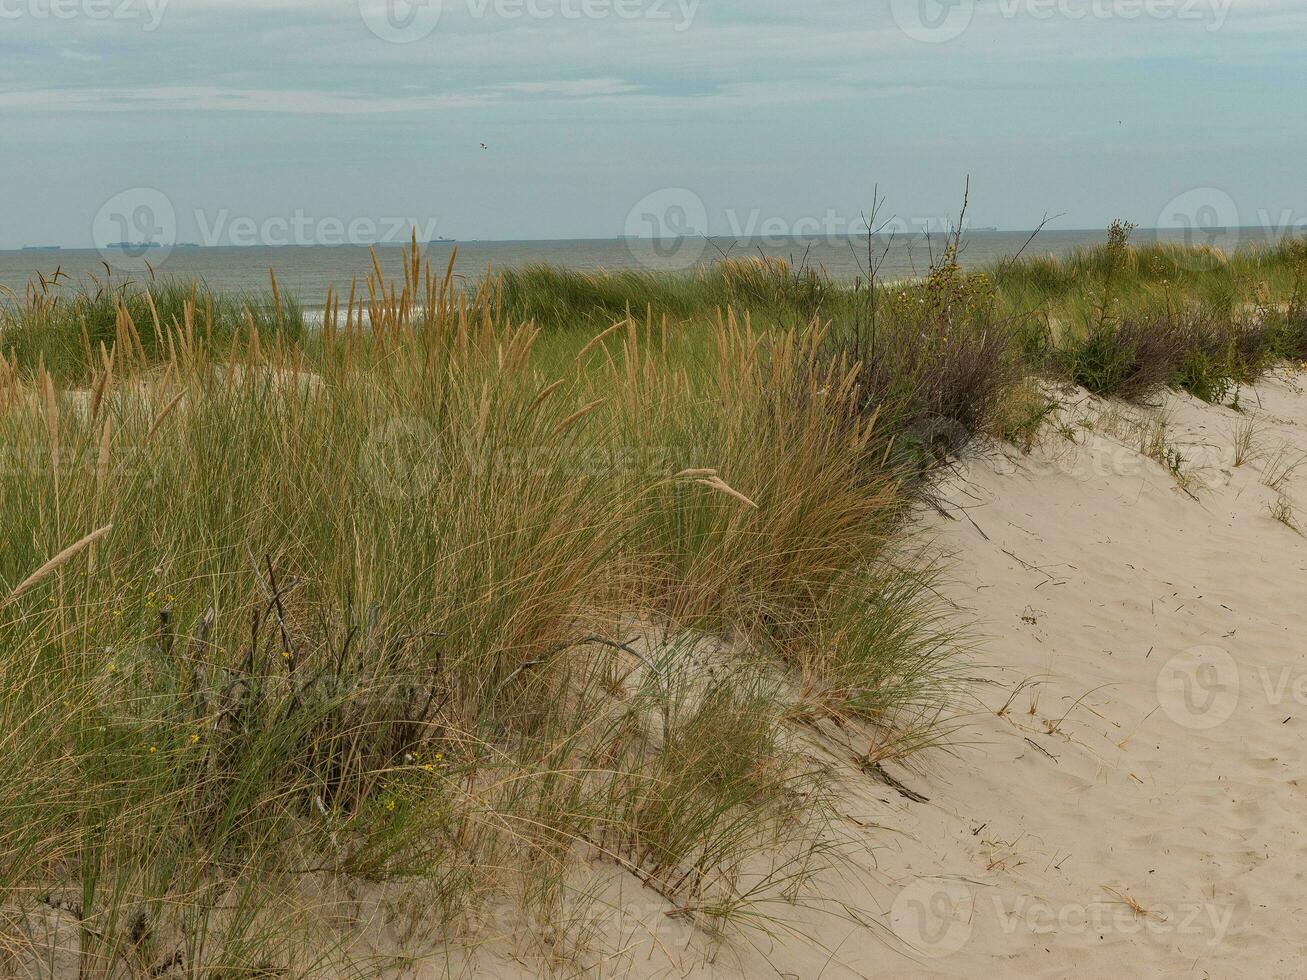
[1,228,1291,313]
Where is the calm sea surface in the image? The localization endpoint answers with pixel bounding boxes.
[0,228,1290,312]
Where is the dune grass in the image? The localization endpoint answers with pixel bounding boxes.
[1002,224,1307,403]
[0,244,968,976]
[494,256,833,332]
[6,223,1305,400]
[2,225,1305,974]
[0,271,306,385]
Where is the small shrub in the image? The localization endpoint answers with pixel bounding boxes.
[1173,348,1234,404]
[824,268,1025,474]
[1053,314,1186,400]
[990,380,1059,451]
[1265,300,1307,361]
[1269,494,1299,532]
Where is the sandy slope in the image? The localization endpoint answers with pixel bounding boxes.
[9,373,1305,979]
[498,369,1306,980]
[820,367,1307,978]
[765,367,1306,979]
[869,369,1307,978]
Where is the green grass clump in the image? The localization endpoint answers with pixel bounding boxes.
[1052,314,1185,400]
[496,255,832,331]
[1,273,305,384]
[1262,298,1307,362]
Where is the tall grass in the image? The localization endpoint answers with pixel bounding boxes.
[1020,224,1307,402]
[989,233,1307,310]
[0,243,962,975]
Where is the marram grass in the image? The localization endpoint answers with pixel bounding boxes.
[0,241,968,976]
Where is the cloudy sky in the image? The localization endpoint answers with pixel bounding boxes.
[1,0,1303,248]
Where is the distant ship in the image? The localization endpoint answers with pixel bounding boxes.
[105,241,168,250]
[20,245,62,252]
[376,237,457,247]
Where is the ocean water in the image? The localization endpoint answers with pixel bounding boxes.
[0,228,1291,312]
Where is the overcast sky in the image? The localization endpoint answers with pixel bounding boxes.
[1,0,1303,248]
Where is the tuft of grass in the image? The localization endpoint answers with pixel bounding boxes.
[1232,418,1262,467]
[1260,445,1305,492]
[1269,494,1299,532]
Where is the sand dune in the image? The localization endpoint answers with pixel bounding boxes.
[454,369,1307,979]
[771,368,1306,978]
[9,373,1305,979]
[845,368,1307,977]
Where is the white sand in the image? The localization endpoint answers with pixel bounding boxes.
[819,368,1307,977]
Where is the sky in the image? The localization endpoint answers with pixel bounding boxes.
[1,0,1304,248]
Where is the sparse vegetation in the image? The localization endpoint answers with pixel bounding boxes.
[1260,445,1305,493]
[1095,405,1202,498]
